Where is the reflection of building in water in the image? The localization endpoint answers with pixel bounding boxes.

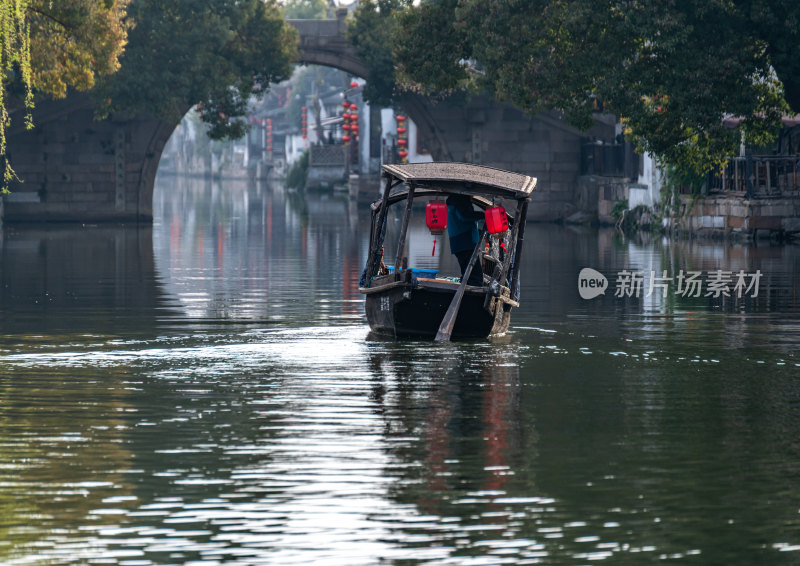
[625,237,668,315]
[587,229,800,351]
[152,174,371,322]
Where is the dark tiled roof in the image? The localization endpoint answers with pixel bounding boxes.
[382,162,537,197]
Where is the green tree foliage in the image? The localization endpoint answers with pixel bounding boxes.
[282,0,329,20]
[392,0,470,96]
[0,1,129,190]
[29,0,129,98]
[0,0,34,188]
[96,0,297,140]
[286,148,309,189]
[387,0,797,175]
[746,0,800,112]
[348,0,408,107]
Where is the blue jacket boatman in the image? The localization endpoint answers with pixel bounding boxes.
[446,194,484,286]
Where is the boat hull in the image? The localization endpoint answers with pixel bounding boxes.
[364,284,512,339]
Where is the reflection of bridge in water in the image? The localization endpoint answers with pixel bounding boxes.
[0,223,179,335]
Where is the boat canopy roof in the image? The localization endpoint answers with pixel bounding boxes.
[381,162,537,200]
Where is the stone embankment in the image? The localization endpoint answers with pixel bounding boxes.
[570,175,800,240]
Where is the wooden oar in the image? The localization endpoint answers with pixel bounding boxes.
[435,230,487,342]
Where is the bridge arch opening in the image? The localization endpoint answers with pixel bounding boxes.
[153,12,449,205]
[154,58,443,207]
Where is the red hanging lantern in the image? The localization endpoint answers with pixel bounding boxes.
[426,200,448,256]
[350,81,358,88]
[350,103,357,110]
[342,134,351,143]
[398,150,408,158]
[397,127,406,135]
[397,138,407,146]
[350,124,359,133]
[343,123,351,131]
[396,115,406,122]
[485,206,509,234]
[425,201,448,235]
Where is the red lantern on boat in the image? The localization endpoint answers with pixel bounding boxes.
[485,206,509,234]
[426,201,448,234]
[426,200,448,256]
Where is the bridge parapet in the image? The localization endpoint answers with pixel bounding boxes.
[287,9,367,77]
[287,8,348,39]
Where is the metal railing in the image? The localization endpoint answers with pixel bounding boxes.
[581,140,640,179]
[309,144,347,167]
[709,155,800,198]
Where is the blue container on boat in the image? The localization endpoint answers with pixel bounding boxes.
[386,266,438,278]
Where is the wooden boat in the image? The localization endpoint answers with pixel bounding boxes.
[359,162,536,339]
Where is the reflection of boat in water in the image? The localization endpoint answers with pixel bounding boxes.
[359,162,536,339]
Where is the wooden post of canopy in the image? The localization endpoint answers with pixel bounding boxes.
[393,183,416,275]
[509,200,529,302]
[363,175,397,285]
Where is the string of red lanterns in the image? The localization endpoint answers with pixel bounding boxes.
[350,102,359,140]
[266,118,272,153]
[396,114,408,162]
[301,105,307,141]
[341,100,351,144]
[342,101,358,145]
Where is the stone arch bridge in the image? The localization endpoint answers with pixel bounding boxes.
[4,9,602,223]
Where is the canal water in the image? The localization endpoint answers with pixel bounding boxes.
[1,173,800,565]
